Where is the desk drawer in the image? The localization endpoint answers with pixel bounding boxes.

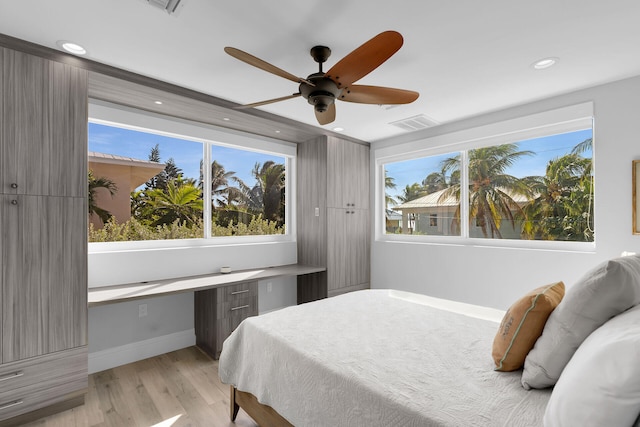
[216,295,258,320]
[217,281,258,302]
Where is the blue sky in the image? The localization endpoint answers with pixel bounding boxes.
[88,122,284,185]
[384,129,593,199]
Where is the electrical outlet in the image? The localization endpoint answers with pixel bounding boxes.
[139,303,148,318]
[267,282,273,293]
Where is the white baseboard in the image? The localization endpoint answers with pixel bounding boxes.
[88,329,196,374]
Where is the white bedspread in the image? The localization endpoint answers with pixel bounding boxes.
[219,289,550,427]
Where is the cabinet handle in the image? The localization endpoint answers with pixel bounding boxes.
[230,289,250,295]
[0,371,23,382]
[230,304,250,311]
[10,200,18,206]
[0,400,23,411]
[10,183,18,189]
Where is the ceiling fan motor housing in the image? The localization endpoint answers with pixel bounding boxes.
[299,73,343,113]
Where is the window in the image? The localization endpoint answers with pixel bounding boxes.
[378,104,594,246]
[87,102,294,245]
[384,151,461,236]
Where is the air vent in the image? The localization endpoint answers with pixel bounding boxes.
[389,114,439,131]
[147,0,182,14]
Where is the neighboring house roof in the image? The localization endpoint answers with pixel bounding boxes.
[393,187,530,211]
[385,209,402,220]
[393,188,459,210]
[88,151,166,190]
[88,151,166,169]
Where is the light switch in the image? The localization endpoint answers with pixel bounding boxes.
[315,207,320,217]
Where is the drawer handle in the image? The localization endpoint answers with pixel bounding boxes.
[231,289,250,295]
[231,304,250,311]
[0,400,23,411]
[0,371,23,382]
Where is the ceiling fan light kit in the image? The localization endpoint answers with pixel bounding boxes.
[225,30,419,125]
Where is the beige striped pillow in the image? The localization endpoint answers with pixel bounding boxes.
[492,282,565,372]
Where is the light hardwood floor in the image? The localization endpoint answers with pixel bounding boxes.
[20,347,258,427]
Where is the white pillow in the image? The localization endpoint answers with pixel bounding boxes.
[543,304,640,427]
[522,255,640,389]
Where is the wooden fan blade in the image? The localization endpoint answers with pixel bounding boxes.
[234,93,301,109]
[225,47,313,86]
[325,31,403,88]
[339,85,419,104]
[315,103,336,125]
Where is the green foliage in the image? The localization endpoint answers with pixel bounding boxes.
[388,137,594,242]
[89,215,284,242]
[89,143,287,242]
[88,170,118,224]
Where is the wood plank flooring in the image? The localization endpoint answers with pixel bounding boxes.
[20,346,259,427]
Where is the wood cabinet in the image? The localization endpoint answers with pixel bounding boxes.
[0,47,88,424]
[297,135,370,303]
[194,281,259,359]
[1,48,86,197]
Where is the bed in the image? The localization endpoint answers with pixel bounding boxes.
[220,255,640,426]
[218,289,551,426]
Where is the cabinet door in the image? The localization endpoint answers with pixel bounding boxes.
[1,48,87,197]
[327,139,369,209]
[327,208,349,291]
[347,208,370,287]
[1,195,87,363]
[327,208,370,293]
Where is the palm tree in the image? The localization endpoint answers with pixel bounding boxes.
[397,183,427,203]
[145,178,203,227]
[205,160,244,208]
[422,170,448,194]
[521,153,593,241]
[571,137,593,156]
[88,170,118,224]
[441,144,533,238]
[384,175,398,207]
[250,161,286,223]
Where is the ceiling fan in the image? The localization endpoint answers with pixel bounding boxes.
[224,30,419,125]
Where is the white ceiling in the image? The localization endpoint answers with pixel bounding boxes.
[2,0,640,142]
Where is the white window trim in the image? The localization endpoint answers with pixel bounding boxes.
[88,100,296,254]
[375,102,595,252]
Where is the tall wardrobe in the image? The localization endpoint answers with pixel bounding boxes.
[0,47,88,424]
[297,135,370,303]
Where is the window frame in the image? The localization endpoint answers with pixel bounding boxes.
[88,100,297,254]
[375,102,595,252]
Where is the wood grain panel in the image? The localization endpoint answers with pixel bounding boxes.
[47,61,88,198]
[194,288,217,360]
[327,207,349,291]
[1,48,46,196]
[89,72,323,145]
[349,208,371,287]
[1,49,87,198]
[0,347,87,403]
[1,195,87,362]
[296,136,328,267]
[195,281,258,360]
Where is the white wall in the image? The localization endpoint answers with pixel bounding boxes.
[88,241,297,372]
[370,75,640,310]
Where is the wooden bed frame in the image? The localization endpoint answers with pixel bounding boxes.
[230,386,293,427]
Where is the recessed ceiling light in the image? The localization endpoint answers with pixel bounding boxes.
[56,40,87,56]
[154,101,163,105]
[223,117,230,121]
[532,57,558,70]
[333,127,344,132]
[275,130,281,133]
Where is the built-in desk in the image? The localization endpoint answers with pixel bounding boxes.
[88,264,326,358]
